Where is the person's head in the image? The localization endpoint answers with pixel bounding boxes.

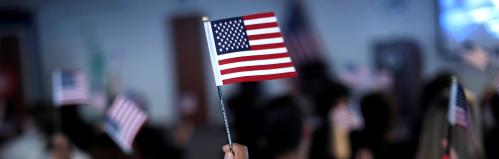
[315,81,350,117]
[261,95,303,158]
[50,133,71,159]
[360,92,396,134]
[297,61,330,96]
[29,103,58,138]
[238,82,262,98]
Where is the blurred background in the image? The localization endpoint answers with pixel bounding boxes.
[0,0,499,158]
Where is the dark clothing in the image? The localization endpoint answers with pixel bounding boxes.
[309,117,334,159]
[485,129,499,159]
[59,105,184,159]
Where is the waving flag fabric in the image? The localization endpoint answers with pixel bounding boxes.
[52,70,89,106]
[447,78,469,127]
[105,95,148,153]
[203,12,297,86]
[284,0,325,66]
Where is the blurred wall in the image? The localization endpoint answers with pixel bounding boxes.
[27,0,487,125]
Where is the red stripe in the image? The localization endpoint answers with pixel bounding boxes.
[243,12,275,20]
[248,33,282,40]
[245,22,278,30]
[218,53,289,65]
[220,62,295,75]
[251,43,286,50]
[222,72,297,85]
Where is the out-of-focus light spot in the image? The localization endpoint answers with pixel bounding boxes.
[470,7,494,23]
[467,0,489,8]
[492,0,499,8]
[440,0,454,9]
[442,10,473,41]
[486,19,499,38]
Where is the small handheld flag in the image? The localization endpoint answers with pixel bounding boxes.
[445,77,470,158]
[203,12,297,86]
[104,95,148,154]
[447,77,469,128]
[203,12,297,151]
[52,70,89,106]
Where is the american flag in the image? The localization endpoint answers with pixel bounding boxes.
[52,70,89,106]
[105,95,148,153]
[284,0,325,66]
[447,78,469,127]
[203,12,297,86]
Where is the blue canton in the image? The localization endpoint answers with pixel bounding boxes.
[211,17,251,55]
[61,71,75,87]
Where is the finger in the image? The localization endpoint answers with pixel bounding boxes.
[224,152,234,159]
[441,138,448,149]
[233,143,247,153]
[223,144,231,153]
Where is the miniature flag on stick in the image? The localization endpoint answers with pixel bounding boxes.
[52,70,89,106]
[444,77,470,159]
[447,77,469,128]
[203,12,297,86]
[202,12,297,151]
[104,95,148,153]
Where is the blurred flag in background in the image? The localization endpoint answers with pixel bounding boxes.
[104,95,148,153]
[448,78,469,128]
[284,0,326,66]
[52,70,89,106]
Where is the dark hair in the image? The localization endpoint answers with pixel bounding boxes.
[261,95,303,157]
[491,92,499,123]
[360,92,395,134]
[315,81,350,117]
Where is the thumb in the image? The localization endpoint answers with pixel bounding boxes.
[224,152,234,159]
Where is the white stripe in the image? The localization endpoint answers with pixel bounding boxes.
[115,101,133,125]
[219,57,292,70]
[109,96,126,117]
[249,37,284,46]
[221,67,295,80]
[246,27,280,36]
[447,79,458,125]
[121,108,140,145]
[124,113,146,145]
[244,17,277,25]
[217,48,287,60]
[203,21,223,86]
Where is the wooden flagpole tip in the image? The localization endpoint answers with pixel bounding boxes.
[202,16,209,22]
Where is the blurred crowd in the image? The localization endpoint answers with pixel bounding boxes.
[0,60,498,159]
